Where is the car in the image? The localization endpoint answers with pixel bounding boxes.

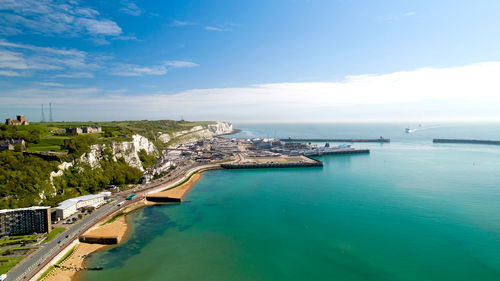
[65,235,69,238]
[57,240,61,244]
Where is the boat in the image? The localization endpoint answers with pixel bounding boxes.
[405,128,414,133]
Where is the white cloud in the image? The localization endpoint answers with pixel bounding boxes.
[0,0,123,38]
[54,72,94,78]
[404,11,416,17]
[171,20,195,26]
[0,70,21,76]
[165,60,199,68]
[120,0,141,16]
[204,26,230,32]
[36,82,65,87]
[113,60,198,76]
[4,61,500,122]
[0,40,95,76]
[112,63,168,76]
[76,18,122,36]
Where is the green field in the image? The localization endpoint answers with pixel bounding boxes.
[0,256,23,275]
[0,235,37,248]
[18,120,215,153]
[45,227,65,242]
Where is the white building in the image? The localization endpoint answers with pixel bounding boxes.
[56,194,105,219]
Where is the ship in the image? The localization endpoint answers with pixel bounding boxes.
[405,128,414,133]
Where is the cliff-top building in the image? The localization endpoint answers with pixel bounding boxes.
[0,206,51,237]
[65,126,102,135]
[0,139,26,151]
[5,115,29,126]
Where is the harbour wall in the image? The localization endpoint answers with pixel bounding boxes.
[433,139,500,145]
[221,161,323,169]
[281,138,390,143]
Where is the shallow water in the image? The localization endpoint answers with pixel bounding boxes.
[85,123,500,281]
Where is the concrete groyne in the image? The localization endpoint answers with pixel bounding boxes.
[78,236,118,245]
[281,138,390,143]
[433,139,500,145]
[145,195,182,203]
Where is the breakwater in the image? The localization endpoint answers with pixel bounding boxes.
[433,139,500,145]
[281,138,390,143]
[221,161,323,169]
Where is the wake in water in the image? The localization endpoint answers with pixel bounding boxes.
[406,124,442,133]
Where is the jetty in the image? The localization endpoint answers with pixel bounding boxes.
[281,138,390,143]
[433,139,500,145]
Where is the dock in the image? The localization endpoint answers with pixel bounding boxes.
[433,139,500,145]
[281,138,390,143]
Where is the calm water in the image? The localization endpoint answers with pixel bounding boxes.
[85,123,500,281]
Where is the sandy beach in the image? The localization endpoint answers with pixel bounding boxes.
[146,173,202,201]
[42,172,203,281]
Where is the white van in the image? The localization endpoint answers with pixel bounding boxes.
[0,274,7,281]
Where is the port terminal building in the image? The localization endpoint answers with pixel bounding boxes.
[0,207,51,236]
[56,193,109,219]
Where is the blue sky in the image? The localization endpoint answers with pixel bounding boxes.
[2,0,500,122]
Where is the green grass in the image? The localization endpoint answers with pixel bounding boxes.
[36,245,76,281]
[0,256,23,275]
[0,235,37,248]
[56,245,75,264]
[100,211,125,226]
[45,227,65,242]
[26,120,216,151]
[37,265,55,281]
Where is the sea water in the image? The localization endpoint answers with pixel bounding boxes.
[84,123,500,281]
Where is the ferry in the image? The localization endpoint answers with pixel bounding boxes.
[405,128,414,133]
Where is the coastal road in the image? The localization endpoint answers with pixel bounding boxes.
[7,163,223,281]
[7,201,123,281]
[145,163,222,195]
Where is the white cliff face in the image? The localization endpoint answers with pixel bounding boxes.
[168,122,233,147]
[49,161,74,195]
[81,144,101,168]
[79,134,157,172]
[158,132,171,143]
[111,134,157,171]
[208,122,233,135]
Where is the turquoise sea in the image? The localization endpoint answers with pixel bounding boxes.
[84,123,500,281]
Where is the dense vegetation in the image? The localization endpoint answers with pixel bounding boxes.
[0,151,59,209]
[0,124,41,144]
[138,149,157,169]
[48,159,142,206]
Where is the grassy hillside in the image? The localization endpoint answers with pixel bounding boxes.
[0,120,215,209]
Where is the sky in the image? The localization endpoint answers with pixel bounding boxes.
[1,0,500,122]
